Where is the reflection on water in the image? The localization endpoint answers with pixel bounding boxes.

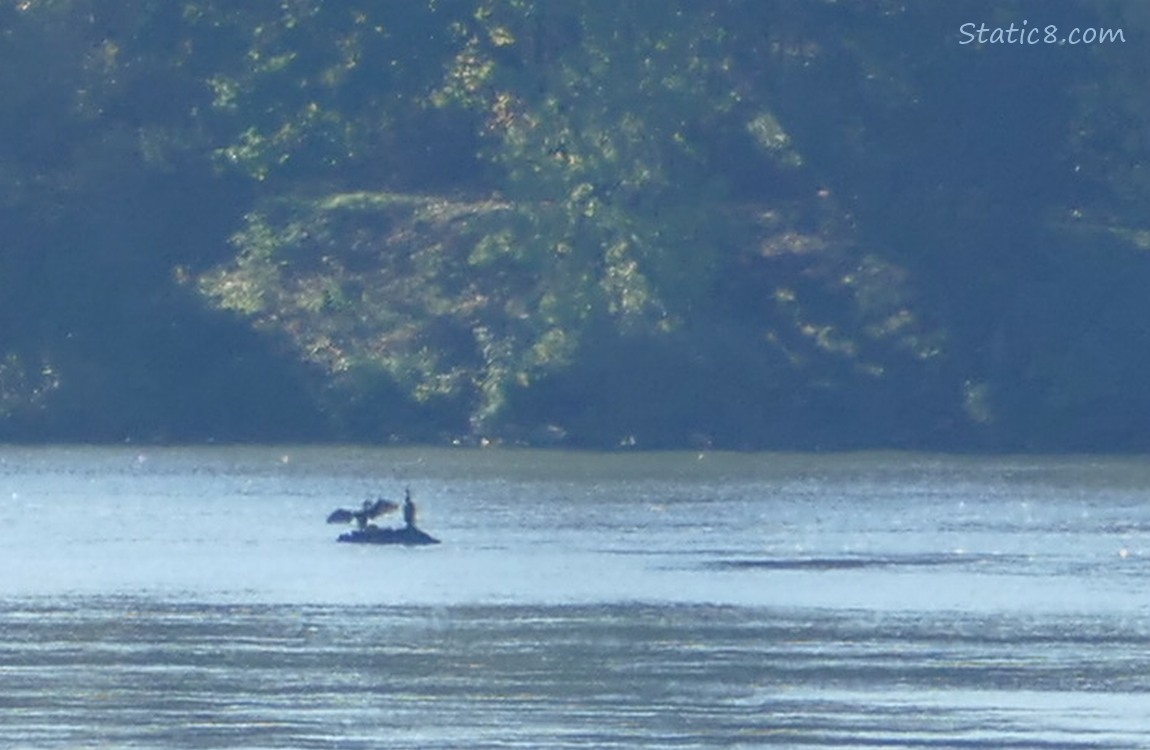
[1,447,1150,747]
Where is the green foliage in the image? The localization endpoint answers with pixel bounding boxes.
[440,0,746,321]
[193,0,479,188]
[3,0,1150,448]
[0,352,58,423]
[202,193,549,427]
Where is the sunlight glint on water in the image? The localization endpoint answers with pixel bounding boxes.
[1,446,1149,748]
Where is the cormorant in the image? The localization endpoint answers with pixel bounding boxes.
[402,488,416,529]
[326,497,398,528]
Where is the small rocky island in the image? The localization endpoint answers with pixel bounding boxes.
[326,488,440,546]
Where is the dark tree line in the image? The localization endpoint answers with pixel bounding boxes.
[2,0,1149,450]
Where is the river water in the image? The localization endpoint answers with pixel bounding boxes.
[1,446,1149,748]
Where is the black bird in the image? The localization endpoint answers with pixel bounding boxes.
[402,487,416,529]
[326,498,398,529]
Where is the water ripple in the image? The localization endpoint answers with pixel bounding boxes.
[1,597,1147,749]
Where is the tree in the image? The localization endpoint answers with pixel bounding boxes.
[0,0,321,440]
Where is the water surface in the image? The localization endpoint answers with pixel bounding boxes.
[1,447,1148,748]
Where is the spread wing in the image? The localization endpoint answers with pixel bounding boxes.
[326,508,355,524]
[326,498,399,524]
[367,498,399,518]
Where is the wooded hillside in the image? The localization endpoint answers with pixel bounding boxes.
[2,0,1148,450]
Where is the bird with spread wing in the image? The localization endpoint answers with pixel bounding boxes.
[326,497,399,529]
